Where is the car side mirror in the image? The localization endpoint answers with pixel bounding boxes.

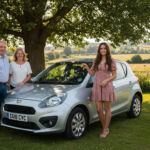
[86,82,93,88]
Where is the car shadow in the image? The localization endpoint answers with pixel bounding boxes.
[0,113,128,141]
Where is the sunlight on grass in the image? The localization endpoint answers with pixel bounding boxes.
[142,93,150,113]
[143,93,150,103]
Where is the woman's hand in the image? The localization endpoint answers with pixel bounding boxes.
[81,63,89,70]
[82,63,95,76]
[100,80,108,87]
[17,82,24,86]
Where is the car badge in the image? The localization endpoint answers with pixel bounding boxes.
[16,99,22,103]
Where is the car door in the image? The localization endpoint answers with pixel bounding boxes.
[111,62,131,114]
[85,74,99,123]
[86,62,131,121]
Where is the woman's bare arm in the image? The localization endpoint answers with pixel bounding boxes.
[22,74,31,83]
[17,74,31,86]
[100,70,117,87]
[82,63,96,76]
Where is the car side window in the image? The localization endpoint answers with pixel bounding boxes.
[89,74,96,84]
[121,63,127,76]
[86,74,96,88]
[115,63,126,80]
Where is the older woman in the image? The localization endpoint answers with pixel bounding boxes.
[8,48,32,89]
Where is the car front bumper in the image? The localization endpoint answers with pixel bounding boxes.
[1,98,69,133]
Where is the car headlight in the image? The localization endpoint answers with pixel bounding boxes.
[39,93,67,108]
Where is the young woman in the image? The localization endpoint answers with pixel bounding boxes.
[82,42,117,138]
[8,48,32,89]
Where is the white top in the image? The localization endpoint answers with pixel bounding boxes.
[10,61,32,87]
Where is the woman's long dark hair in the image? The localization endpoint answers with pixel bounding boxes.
[93,42,112,71]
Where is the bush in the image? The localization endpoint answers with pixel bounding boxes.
[62,55,67,58]
[54,52,60,59]
[128,55,150,64]
[143,59,150,63]
[131,55,142,63]
[46,52,55,60]
[87,47,97,53]
[63,47,72,56]
[135,72,150,92]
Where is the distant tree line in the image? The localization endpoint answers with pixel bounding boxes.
[114,45,150,54]
[45,46,72,61]
[72,45,150,55]
[45,45,150,61]
[127,55,150,63]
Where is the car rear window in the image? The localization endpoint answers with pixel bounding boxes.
[115,63,126,80]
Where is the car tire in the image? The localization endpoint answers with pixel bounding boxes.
[127,95,142,118]
[65,107,88,139]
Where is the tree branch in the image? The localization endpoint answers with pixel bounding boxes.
[3,29,22,37]
[63,17,72,23]
[42,5,75,38]
[47,6,74,26]
[42,0,86,37]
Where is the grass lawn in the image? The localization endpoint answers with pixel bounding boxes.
[0,93,150,150]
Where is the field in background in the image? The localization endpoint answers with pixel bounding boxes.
[112,54,150,61]
[130,64,150,71]
[45,54,150,71]
[46,53,150,61]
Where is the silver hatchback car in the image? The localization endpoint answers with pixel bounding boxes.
[1,59,142,139]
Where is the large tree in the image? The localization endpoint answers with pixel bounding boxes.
[0,0,150,75]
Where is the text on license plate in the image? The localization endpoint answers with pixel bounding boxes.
[7,112,28,122]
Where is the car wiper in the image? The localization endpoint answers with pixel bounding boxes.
[32,80,80,85]
[28,80,34,83]
[60,81,79,85]
[33,81,59,84]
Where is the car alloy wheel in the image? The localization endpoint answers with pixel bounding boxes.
[132,97,141,117]
[71,112,86,137]
[65,107,87,139]
[127,95,142,118]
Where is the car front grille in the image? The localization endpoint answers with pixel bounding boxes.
[4,104,36,114]
[2,118,40,130]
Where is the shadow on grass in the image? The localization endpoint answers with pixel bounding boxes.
[0,114,134,142]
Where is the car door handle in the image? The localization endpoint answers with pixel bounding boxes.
[129,81,132,87]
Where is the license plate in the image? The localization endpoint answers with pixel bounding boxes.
[7,112,28,122]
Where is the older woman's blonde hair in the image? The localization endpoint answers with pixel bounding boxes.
[13,48,28,62]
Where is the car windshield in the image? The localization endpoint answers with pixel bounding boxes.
[33,62,91,85]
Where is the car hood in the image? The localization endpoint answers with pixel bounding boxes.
[7,83,75,101]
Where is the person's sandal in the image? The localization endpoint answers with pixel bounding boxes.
[100,128,109,138]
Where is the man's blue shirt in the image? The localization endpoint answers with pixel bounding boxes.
[0,55,10,82]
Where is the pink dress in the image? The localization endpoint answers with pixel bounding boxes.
[91,58,117,101]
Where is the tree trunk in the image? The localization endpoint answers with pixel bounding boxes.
[23,31,47,76]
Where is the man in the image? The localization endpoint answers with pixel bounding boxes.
[0,41,9,119]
